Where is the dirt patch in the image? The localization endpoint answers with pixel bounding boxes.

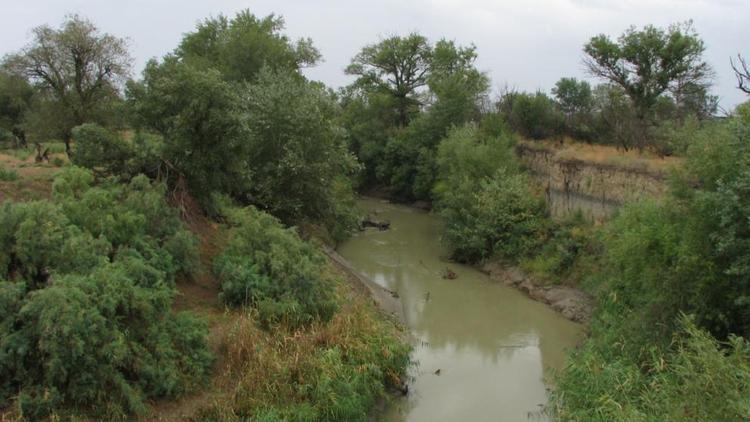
[481,261,593,323]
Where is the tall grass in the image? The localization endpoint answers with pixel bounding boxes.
[197,274,410,421]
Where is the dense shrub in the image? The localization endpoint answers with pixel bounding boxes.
[441,170,547,262]
[214,202,338,327]
[521,213,601,282]
[127,59,251,201]
[71,123,134,175]
[553,316,750,421]
[500,91,564,140]
[242,68,360,239]
[0,167,211,418]
[434,124,546,262]
[0,164,18,181]
[553,104,750,419]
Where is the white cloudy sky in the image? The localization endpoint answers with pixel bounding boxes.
[2,0,748,110]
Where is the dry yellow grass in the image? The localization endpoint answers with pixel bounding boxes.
[519,137,683,175]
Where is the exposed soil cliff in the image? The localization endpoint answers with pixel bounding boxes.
[516,142,670,221]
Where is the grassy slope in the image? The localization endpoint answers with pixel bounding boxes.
[0,150,407,421]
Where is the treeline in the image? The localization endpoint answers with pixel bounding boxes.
[2,8,750,420]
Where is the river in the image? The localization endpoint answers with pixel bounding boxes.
[337,199,583,422]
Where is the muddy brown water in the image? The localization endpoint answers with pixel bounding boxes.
[337,199,583,422]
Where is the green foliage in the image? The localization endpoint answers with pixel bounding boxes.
[3,15,131,148]
[0,164,19,181]
[346,33,432,127]
[554,109,750,418]
[128,19,359,239]
[442,170,546,262]
[242,69,359,236]
[71,123,134,175]
[127,59,250,200]
[553,316,750,421]
[342,35,488,200]
[0,167,210,418]
[584,22,711,149]
[0,70,33,147]
[500,91,564,140]
[521,213,600,282]
[177,10,320,83]
[214,203,338,327]
[553,77,594,140]
[433,124,546,262]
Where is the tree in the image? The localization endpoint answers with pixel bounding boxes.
[126,59,250,201]
[552,77,592,117]
[501,91,564,140]
[0,70,34,147]
[176,10,320,83]
[242,68,359,232]
[732,54,750,94]
[3,15,131,153]
[346,33,432,127]
[584,22,711,147]
[553,77,593,140]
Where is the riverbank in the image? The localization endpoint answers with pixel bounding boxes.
[337,198,583,420]
[353,196,593,325]
[481,261,593,323]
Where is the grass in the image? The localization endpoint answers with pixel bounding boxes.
[520,137,682,175]
[151,200,409,421]
[0,165,19,181]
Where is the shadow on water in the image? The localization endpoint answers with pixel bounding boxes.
[338,199,583,422]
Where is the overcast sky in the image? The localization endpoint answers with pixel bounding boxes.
[2,0,748,110]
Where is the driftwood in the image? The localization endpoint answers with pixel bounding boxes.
[361,216,390,231]
[442,268,457,280]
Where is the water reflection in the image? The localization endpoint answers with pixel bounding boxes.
[337,200,582,422]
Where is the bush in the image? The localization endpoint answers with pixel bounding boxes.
[0,165,18,181]
[521,213,600,282]
[552,316,750,421]
[553,106,750,419]
[0,166,210,418]
[442,170,547,262]
[501,91,564,140]
[214,203,338,327]
[71,123,134,175]
[434,124,546,262]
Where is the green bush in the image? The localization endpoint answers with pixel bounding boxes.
[434,124,546,262]
[214,203,338,327]
[0,166,211,418]
[500,91,564,140]
[521,213,599,281]
[0,164,18,181]
[441,170,547,262]
[553,104,750,419]
[553,316,750,421]
[71,123,134,175]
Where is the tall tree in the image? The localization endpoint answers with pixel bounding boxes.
[552,77,592,117]
[176,10,320,83]
[583,22,711,146]
[346,33,432,126]
[3,15,131,153]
